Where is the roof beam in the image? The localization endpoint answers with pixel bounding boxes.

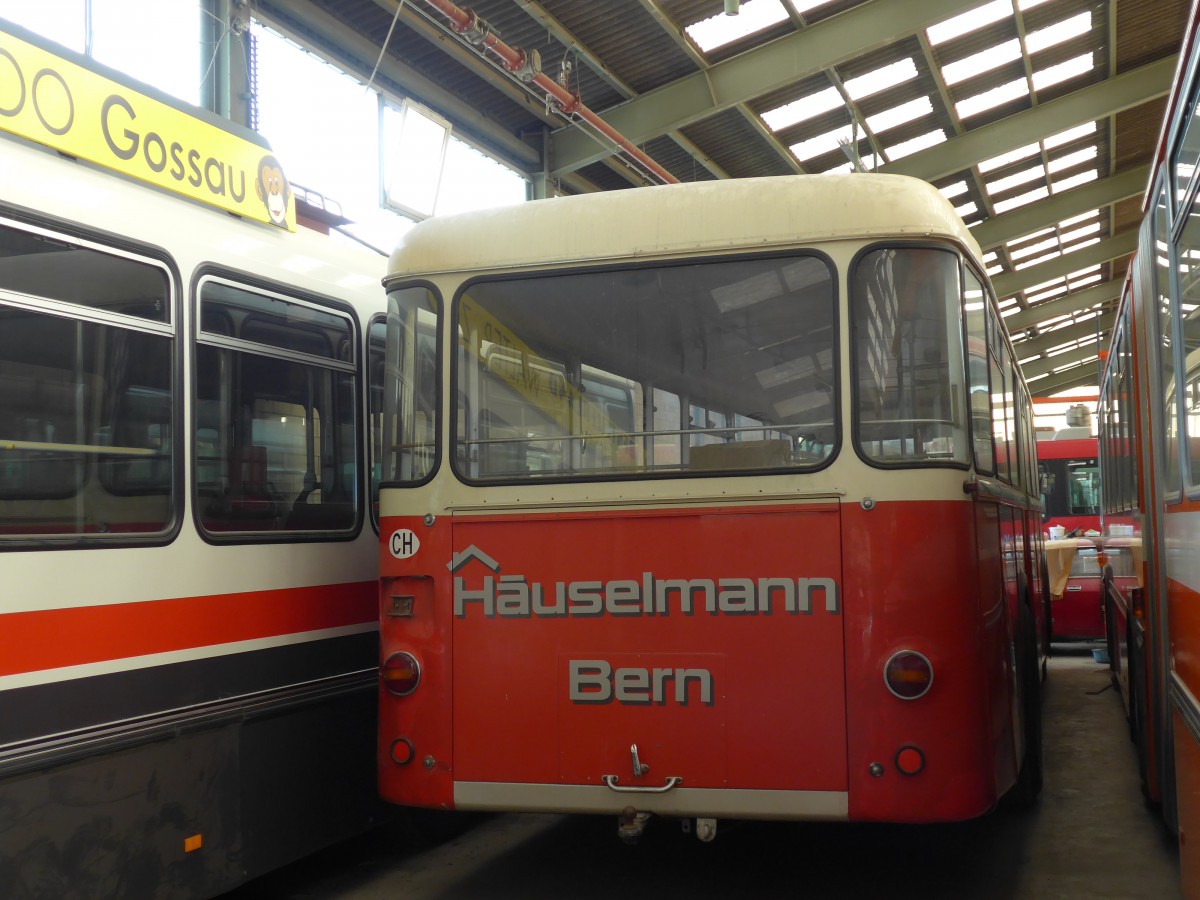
[548,0,993,175]
[970,165,1150,250]
[1022,343,1103,380]
[879,57,1175,182]
[1028,366,1102,397]
[991,231,1138,299]
[1015,314,1114,360]
[1004,280,1122,331]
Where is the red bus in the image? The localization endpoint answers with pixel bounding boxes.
[376,173,1047,837]
[1097,1,1200,890]
[0,23,388,897]
[1037,435,1105,642]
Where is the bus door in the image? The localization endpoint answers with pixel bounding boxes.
[448,501,847,795]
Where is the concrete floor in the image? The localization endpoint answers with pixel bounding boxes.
[226,643,1182,899]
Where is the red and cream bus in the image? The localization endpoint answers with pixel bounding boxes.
[1097,1,1200,889]
[375,172,1048,837]
[1036,435,1106,642]
[0,21,388,898]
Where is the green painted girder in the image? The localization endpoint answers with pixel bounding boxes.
[991,231,1138,299]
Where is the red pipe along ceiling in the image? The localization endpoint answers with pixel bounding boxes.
[415,0,680,185]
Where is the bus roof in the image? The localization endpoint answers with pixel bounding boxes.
[385,173,982,282]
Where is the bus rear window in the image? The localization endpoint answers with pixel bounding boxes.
[452,254,837,482]
[851,247,968,467]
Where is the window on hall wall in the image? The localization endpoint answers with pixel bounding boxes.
[0,0,201,105]
[251,23,528,253]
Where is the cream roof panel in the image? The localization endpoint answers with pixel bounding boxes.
[386,173,983,281]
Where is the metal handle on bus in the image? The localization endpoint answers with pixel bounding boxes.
[601,775,683,793]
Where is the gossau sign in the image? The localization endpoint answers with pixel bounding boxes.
[0,27,296,230]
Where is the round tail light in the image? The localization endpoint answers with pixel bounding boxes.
[382,651,421,696]
[884,650,933,700]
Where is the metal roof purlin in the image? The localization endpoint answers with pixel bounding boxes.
[549,0,993,175]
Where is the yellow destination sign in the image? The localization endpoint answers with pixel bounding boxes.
[0,24,295,230]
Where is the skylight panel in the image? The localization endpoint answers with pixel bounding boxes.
[762,86,843,131]
[956,201,979,217]
[1061,222,1103,244]
[1052,169,1098,193]
[1011,227,1055,246]
[1026,12,1091,55]
[1015,250,1062,270]
[686,0,788,52]
[994,185,1049,214]
[866,97,932,134]
[821,153,880,174]
[1025,284,1067,304]
[1045,122,1098,149]
[979,144,1040,172]
[927,0,1013,45]
[886,129,947,160]
[790,124,856,162]
[956,78,1027,119]
[1059,210,1100,229]
[1032,53,1094,91]
[1048,146,1098,174]
[1070,272,1103,289]
[941,40,1021,86]
[1010,236,1059,261]
[986,164,1045,195]
[940,180,969,200]
[1018,0,1055,10]
[844,59,918,101]
[1068,264,1102,282]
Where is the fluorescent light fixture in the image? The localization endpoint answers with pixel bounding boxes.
[762,86,843,131]
[941,39,1021,86]
[927,0,1013,46]
[686,0,788,51]
[844,58,918,101]
[1027,12,1091,55]
[956,78,1027,119]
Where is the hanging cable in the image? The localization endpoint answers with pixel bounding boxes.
[366,0,407,93]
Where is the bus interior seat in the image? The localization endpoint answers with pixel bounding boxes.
[688,439,792,470]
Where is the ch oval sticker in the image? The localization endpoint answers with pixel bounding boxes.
[390,528,420,559]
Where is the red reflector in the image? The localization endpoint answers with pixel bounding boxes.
[382,651,421,697]
[884,650,933,700]
[896,746,925,776]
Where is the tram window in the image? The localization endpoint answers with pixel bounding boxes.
[1176,196,1200,491]
[0,225,170,323]
[195,280,358,536]
[0,223,174,539]
[851,247,968,467]
[452,253,836,482]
